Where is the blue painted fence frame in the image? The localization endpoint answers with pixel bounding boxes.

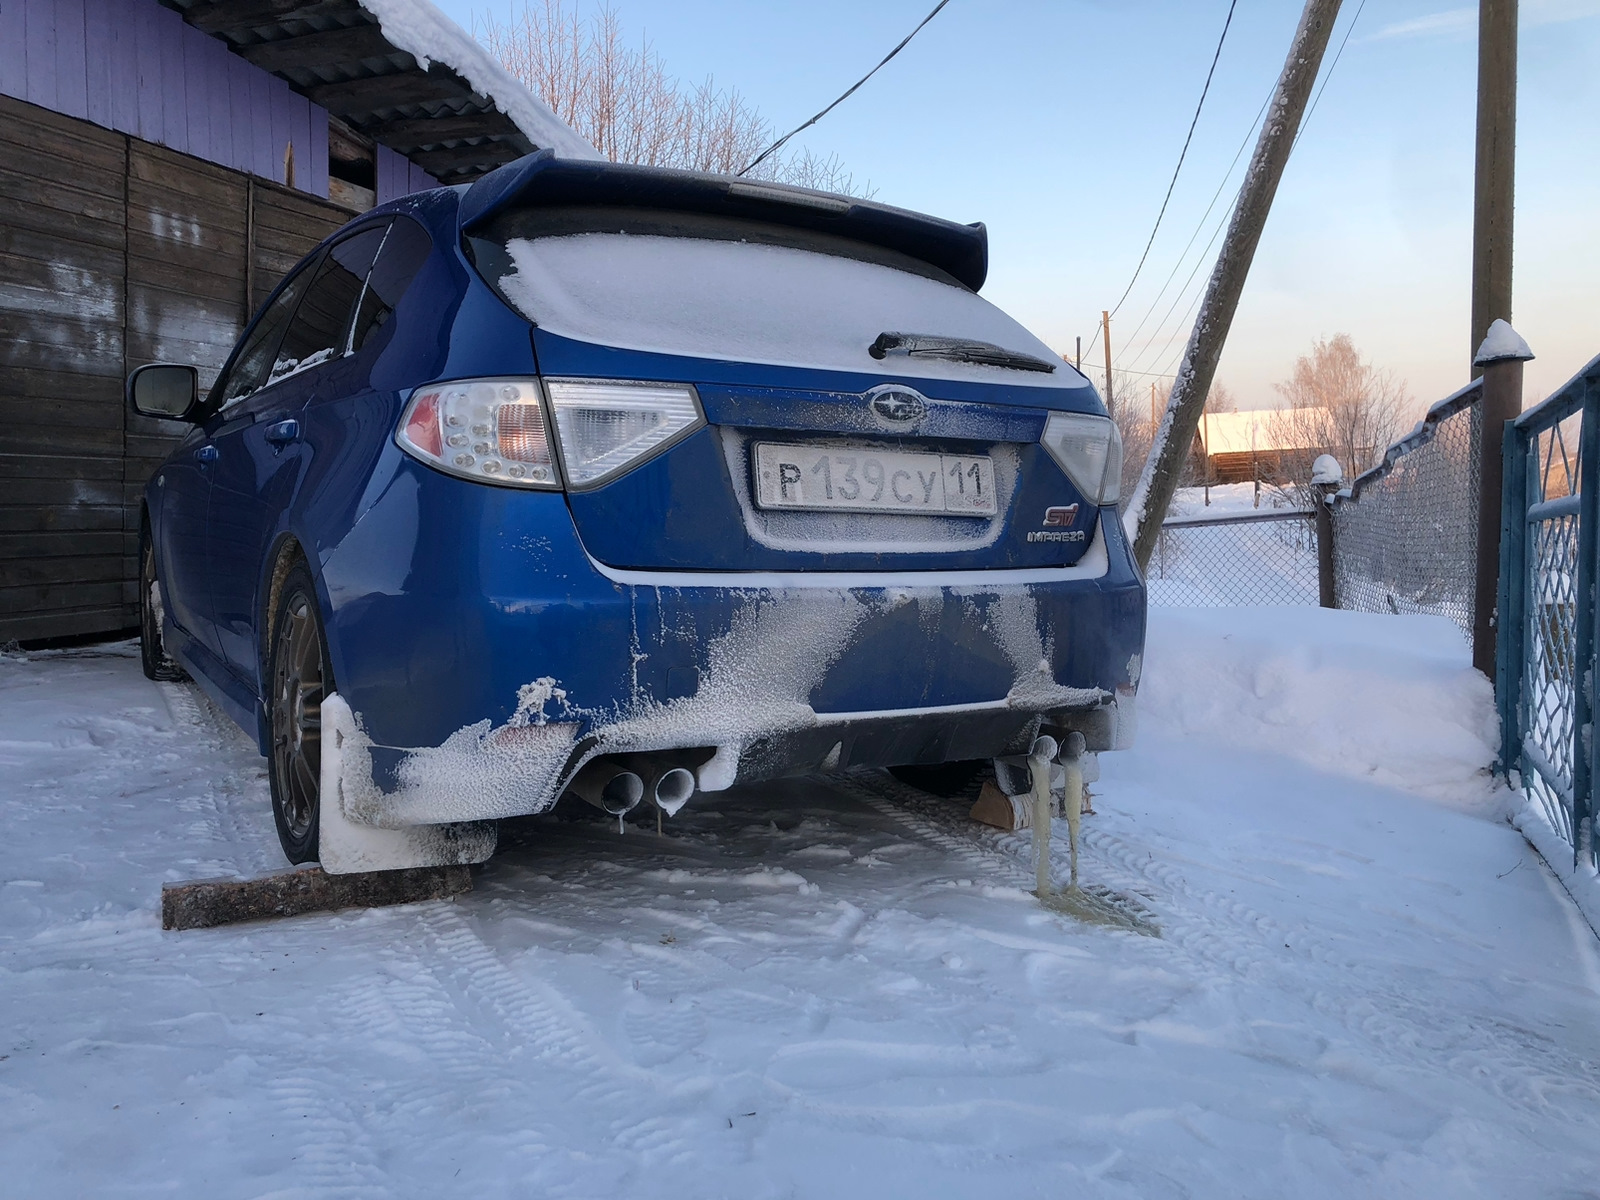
[1498,352,1600,867]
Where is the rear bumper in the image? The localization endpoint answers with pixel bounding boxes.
[316,460,1145,827]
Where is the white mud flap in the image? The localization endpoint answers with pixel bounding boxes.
[318,694,497,876]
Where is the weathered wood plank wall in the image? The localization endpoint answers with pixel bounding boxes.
[0,100,129,638]
[0,92,348,642]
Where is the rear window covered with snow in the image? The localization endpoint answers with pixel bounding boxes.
[469,207,1080,387]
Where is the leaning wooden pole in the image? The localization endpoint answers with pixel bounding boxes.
[1127,0,1344,569]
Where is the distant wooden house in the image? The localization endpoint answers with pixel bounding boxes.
[0,0,593,642]
[1198,409,1334,486]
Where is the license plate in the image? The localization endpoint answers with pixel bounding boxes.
[753,443,997,516]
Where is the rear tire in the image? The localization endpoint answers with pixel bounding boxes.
[267,562,331,864]
[888,760,988,797]
[139,532,188,682]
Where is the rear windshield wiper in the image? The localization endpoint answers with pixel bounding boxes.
[869,332,1057,373]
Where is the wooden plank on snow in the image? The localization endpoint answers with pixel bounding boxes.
[161,865,474,930]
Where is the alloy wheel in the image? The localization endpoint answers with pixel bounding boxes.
[271,591,324,842]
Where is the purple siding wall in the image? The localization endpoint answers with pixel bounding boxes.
[375,143,440,206]
[1,0,334,199]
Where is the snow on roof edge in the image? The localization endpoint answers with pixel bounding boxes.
[356,0,603,163]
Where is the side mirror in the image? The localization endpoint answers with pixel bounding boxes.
[127,363,200,421]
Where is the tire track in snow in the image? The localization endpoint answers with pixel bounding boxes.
[399,905,747,1181]
[259,1061,389,1199]
[1080,822,1600,1122]
[858,769,1600,1126]
[158,682,278,876]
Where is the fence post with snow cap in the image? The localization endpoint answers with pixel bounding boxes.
[1312,455,1342,609]
[1473,321,1534,678]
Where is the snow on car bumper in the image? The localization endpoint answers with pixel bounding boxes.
[315,469,1145,830]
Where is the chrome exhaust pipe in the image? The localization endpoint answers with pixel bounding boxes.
[651,766,696,817]
[568,760,645,817]
[614,754,700,819]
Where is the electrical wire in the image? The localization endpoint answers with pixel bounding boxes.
[1116,88,1270,372]
[1128,198,1233,379]
[738,0,952,178]
[1125,0,1368,383]
[1104,0,1240,320]
[1293,0,1367,152]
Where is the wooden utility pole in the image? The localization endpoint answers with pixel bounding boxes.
[1469,0,1520,680]
[1129,0,1344,569]
[1075,336,1082,372]
[1101,311,1114,418]
[1471,0,1517,376]
[1150,381,1157,431]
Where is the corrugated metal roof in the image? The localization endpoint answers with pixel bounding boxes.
[159,0,596,184]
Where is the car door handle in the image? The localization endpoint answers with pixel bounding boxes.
[265,419,301,445]
[195,444,219,463]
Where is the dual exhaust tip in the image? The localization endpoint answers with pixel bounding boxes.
[568,757,696,820]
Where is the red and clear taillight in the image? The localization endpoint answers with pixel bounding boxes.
[396,378,559,488]
[543,379,703,489]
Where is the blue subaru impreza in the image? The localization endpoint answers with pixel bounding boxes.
[127,152,1145,873]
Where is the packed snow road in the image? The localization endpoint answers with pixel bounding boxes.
[3,608,1600,1197]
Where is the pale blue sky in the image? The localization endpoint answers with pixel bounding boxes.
[435,0,1600,413]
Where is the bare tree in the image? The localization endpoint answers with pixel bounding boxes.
[1109,374,1241,507]
[1267,334,1409,485]
[477,1,870,195]
[1206,381,1237,414]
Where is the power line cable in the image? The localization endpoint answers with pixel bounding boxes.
[1134,0,1367,382]
[739,1,952,177]
[1129,200,1232,378]
[1104,0,1240,320]
[1128,168,1242,378]
[1293,0,1367,152]
[1117,88,1270,370]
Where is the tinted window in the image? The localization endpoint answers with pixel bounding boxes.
[351,218,432,353]
[216,265,318,408]
[269,224,388,383]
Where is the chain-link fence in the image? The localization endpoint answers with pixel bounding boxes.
[1147,384,1486,624]
[1147,510,1320,607]
[1327,381,1482,636]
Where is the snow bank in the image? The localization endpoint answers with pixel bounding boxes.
[356,0,600,161]
[1141,606,1502,812]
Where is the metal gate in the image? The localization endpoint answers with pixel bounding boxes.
[1497,353,1600,866]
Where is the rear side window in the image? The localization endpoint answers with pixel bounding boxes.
[216,265,318,408]
[351,217,431,353]
[269,224,388,382]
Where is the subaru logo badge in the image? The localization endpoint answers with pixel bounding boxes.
[866,385,927,426]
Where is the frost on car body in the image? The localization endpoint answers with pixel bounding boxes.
[131,153,1146,873]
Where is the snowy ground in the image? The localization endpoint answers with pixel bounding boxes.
[1147,486,1318,608]
[4,609,1600,1197]
[1166,481,1299,520]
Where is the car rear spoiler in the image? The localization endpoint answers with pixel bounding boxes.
[457,149,989,292]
